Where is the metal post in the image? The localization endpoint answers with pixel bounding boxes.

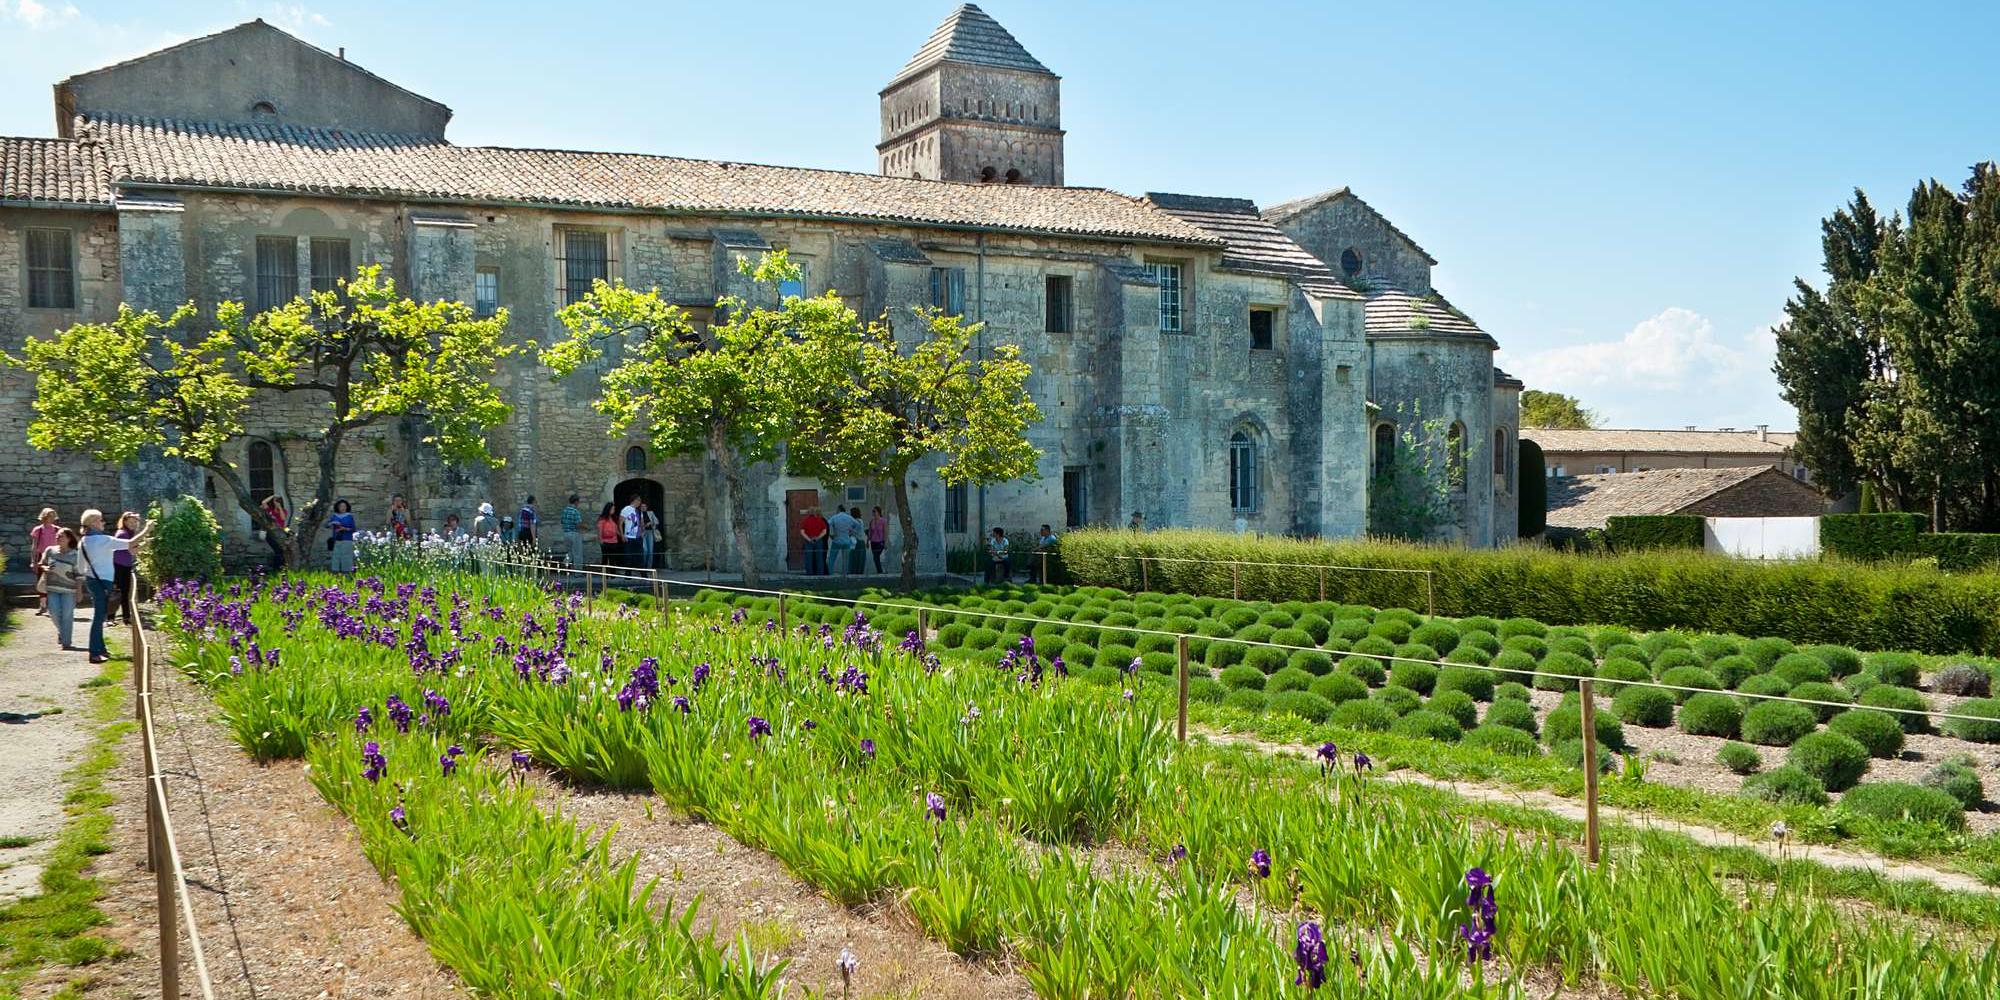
[1176,635,1190,743]
[1580,678,1601,864]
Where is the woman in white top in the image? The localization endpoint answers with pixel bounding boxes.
[38,527,83,650]
[76,508,150,664]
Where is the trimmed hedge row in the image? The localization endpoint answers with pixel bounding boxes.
[1604,515,1705,551]
[1820,513,2000,571]
[1055,528,2000,654]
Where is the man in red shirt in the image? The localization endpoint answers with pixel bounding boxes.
[799,507,829,575]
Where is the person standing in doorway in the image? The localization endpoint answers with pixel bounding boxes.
[388,493,412,540]
[596,502,620,568]
[619,494,643,569]
[828,505,859,577]
[638,499,659,571]
[109,511,141,627]
[987,526,1011,583]
[866,506,889,574]
[77,509,150,664]
[1032,523,1059,584]
[28,507,60,617]
[1128,511,1145,531]
[38,527,82,650]
[799,506,829,576]
[472,502,500,539]
[516,495,539,547]
[560,493,585,569]
[326,499,358,574]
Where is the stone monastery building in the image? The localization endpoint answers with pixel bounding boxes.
[0,5,1522,573]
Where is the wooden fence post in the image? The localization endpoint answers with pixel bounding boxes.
[1580,678,1601,864]
[1176,635,1190,743]
[1231,561,1240,600]
[1140,556,1150,593]
[1317,566,1326,601]
[153,783,178,1000]
[778,594,788,632]
[917,608,929,643]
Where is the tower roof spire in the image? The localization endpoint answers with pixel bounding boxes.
[890,4,1053,87]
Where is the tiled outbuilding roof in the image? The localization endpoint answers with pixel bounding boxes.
[69,114,1218,246]
[889,4,1053,87]
[1546,465,1790,529]
[1143,193,1362,300]
[0,136,110,206]
[1527,427,1795,455]
[1362,286,1491,344]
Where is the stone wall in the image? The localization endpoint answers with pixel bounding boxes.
[1684,472,1825,519]
[1366,336,1500,545]
[1273,194,1433,295]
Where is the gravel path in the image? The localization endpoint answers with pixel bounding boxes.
[0,608,106,905]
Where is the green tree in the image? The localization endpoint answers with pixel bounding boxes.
[1774,190,1885,503]
[1518,389,1598,429]
[787,305,1042,589]
[7,266,513,565]
[543,255,803,584]
[1367,402,1454,540]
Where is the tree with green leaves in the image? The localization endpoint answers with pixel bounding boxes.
[1366,402,1454,541]
[1519,389,1598,429]
[7,266,513,566]
[786,305,1042,589]
[543,255,805,584]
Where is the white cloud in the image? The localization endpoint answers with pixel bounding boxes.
[257,3,331,32]
[1498,307,1791,429]
[3,0,81,29]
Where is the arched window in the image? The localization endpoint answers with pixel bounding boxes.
[1493,427,1512,492]
[980,166,998,183]
[1340,248,1364,277]
[1005,168,1023,183]
[624,445,647,472]
[1373,423,1395,476]
[250,100,278,119]
[1447,422,1467,491]
[1229,430,1258,513]
[247,438,279,503]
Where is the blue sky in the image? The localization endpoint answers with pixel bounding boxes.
[5,1,1994,430]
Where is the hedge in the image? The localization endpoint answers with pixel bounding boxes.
[1055,528,2000,655]
[1819,513,1927,561]
[1604,515,1705,551]
[1838,782,1966,830]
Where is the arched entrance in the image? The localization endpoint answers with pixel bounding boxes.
[612,477,664,569]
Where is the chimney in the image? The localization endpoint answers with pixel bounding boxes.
[1719,427,1734,433]
[1682,425,1696,431]
[338,46,346,60]
[1756,424,1769,441]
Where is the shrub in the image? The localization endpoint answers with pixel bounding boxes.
[1389,661,1438,696]
[1742,636,1796,669]
[1640,631,1693,660]
[1592,627,1639,657]
[1605,513,1705,550]
[1782,681,1849,723]
[1097,643,1138,669]
[1103,611,1140,628]
[1490,650,1539,686]
[1445,645,1493,667]
[1392,710,1465,743]
[1218,607,1260,631]
[1773,653,1833,687]
[1330,617,1373,643]
[1267,667,1317,695]
[1717,742,1762,775]
[1188,676,1226,703]
[1818,512,1927,560]
[1543,704,1626,750]
[1677,693,1744,739]
[1368,619,1413,644]
[1838,782,1965,830]
[1373,685,1422,717]
[1825,710,1904,759]
[1552,738,1616,774]
[1941,697,2000,743]
[1498,617,1547,639]
[965,627,1004,650]
[1481,698,1539,736]
[1804,644,1864,678]
[1350,635,1396,664]
[1864,652,1921,688]
[142,496,223,583]
[1649,648,1703,677]
[1742,766,1829,807]
[1337,655,1387,687]
[1709,655,1762,690]
[1064,642,1099,668]
[1921,759,1985,809]
[1268,690,1335,724]
[1787,731,1871,792]
[938,623,973,648]
[1548,636,1596,661]
[1139,651,1177,676]
[1693,634,1742,662]
[1270,627,1315,651]
[1393,643,1442,667]
[1329,699,1396,732]
[1434,666,1496,702]
[1736,673,1794,700]
[1411,621,1459,651]
[1740,701,1819,747]
[1604,643,1649,665]
[1222,688,1269,713]
[1934,663,1992,698]
[1658,665,1722,703]
[1243,647,1290,674]
[1502,635,1548,660]
[1427,690,1479,729]
[1292,613,1332,644]
[1219,665,1266,691]
[1464,724,1541,757]
[1535,651,1594,693]
[1595,658,1652,696]
[1082,665,1123,687]
[1282,649,1332,677]
[1495,681,1532,702]
[1455,629,1502,656]
[1255,610,1293,630]
[1858,686,1932,734]
[1612,686,1675,728]
[1310,672,1369,705]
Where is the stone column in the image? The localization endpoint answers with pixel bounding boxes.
[115,197,201,513]
[1096,261,1170,527]
[1311,292,1370,538]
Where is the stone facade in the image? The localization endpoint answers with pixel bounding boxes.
[0,9,1521,574]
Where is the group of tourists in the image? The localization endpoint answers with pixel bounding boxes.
[27,506,154,663]
[986,523,1062,583]
[595,494,663,570]
[797,505,890,576]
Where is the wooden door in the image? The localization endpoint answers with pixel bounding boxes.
[784,489,819,572]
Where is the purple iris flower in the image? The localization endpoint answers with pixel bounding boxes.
[1353,750,1373,774]
[386,694,414,734]
[510,750,532,771]
[439,751,458,777]
[389,804,407,830]
[1316,741,1339,775]
[1123,655,1141,676]
[748,716,772,740]
[671,695,692,713]
[1293,921,1328,989]
[361,741,387,783]
[802,719,818,731]
[1169,843,1188,863]
[1249,849,1271,879]
[354,706,374,734]
[1459,867,1498,962]
[859,738,876,761]
[925,792,947,824]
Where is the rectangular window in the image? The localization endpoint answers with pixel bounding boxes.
[1044,275,1072,333]
[557,229,612,306]
[943,481,968,533]
[929,266,966,316]
[1144,261,1183,332]
[25,228,75,309]
[254,236,299,312]
[845,485,866,504]
[308,238,351,294]
[1062,465,1089,528]
[1249,308,1275,350]
[474,268,500,317]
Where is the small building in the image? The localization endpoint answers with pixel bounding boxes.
[1526,426,1806,482]
[1545,466,1824,531]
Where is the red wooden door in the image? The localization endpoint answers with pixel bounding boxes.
[784,489,819,571]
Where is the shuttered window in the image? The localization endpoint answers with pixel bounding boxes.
[929,266,966,316]
[26,228,76,309]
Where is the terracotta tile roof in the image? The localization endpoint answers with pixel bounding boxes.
[1143,193,1362,300]
[1546,465,1774,529]
[1362,286,1491,343]
[74,114,1218,246]
[1261,186,1438,265]
[1526,427,1795,455]
[0,136,110,206]
[889,4,1053,87]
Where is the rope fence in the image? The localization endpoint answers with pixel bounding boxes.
[129,617,218,1000]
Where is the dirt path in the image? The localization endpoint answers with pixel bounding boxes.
[1201,727,1999,897]
[0,608,104,905]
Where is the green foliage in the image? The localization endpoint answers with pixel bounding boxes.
[1804,644,1864,678]
[1742,766,1829,807]
[1612,686,1675,728]
[1773,654,1833,687]
[1677,693,1744,739]
[1425,690,1479,730]
[1372,685,1421,717]
[1741,636,1797,669]
[1266,667,1317,695]
[1595,657,1652,695]
[1838,783,1966,831]
[1605,515,1705,551]
[1286,649,1334,677]
[1552,738,1616,774]
[1366,402,1456,540]
[1818,514,1929,561]
[1387,660,1437,696]
[1716,742,1763,775]
[1520,389,1598,430]
[1738,674,1794,700]
[1308,672,1368,705]
[1741,701,1820,747]
[1658,665,1722,702]
[1543,703,1626,751]
[1222,688,1268,713]
[1242,646,1289,674]
[1463,724,1541,757]
[1390,709,1464,743]
[1858,686,1932,734]
[1709,655,1762,689]
[1327,699,1395,732]
[1495,681,1532,702]
[1787,731,1871,792]
[1786,682,1851,722]
[1481,698,1539,736]
[1336,654,1386,687]
[140,495,222,583]
[1941,698,2000,743]
[1266,690,1334,724]
[1920,759,1985,810]
[1433,666,1495,702]
[1219,665,1266,691]
[1826,710,1905,759]
[1863,651,1922,687]
[1535,651,1594,693]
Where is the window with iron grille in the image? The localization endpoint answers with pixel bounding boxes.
[943,481,968,533]
[309,238,351,294]
[1044,275,1072,332]
[474,268,500,317]
[1249,308,1275,350]
[1229,431,1257,513]
[26,228,75,309]
[1062,465,1089,528]
[557,229,612,306]
[1144,261,1182,332]
[929,266,966,316]
[254,236,298,312]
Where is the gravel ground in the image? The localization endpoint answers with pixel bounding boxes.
[0,609,105,906]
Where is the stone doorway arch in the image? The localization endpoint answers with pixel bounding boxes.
[610,477,664,569]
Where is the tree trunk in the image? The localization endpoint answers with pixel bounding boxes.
[711,420,759,585]
[209,461,293,568]
[893,474,918,591]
